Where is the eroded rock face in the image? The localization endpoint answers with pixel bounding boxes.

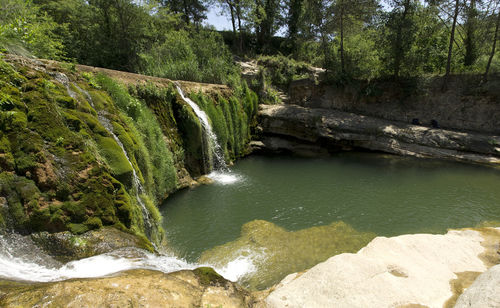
[265,228,500,308]
[0,268,255,308]
[259,104,500,165]
[30,227,154,262]
[288,76,500,134]
[455,264,500,308]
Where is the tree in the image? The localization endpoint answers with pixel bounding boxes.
[286,0,304,53]
[484,5,499,81]
[160,0,207,24]
[385,0,417,79]
[253,0,283,52]
[216,0,248,52]
[443,0,459,88]
[330,0,378,76]
[464,0,479,66]
[0,0,64,59]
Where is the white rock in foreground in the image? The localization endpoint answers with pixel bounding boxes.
[266,229,489,308]
[455,264,500,308]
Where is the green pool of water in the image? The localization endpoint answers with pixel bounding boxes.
[160,153,500,289]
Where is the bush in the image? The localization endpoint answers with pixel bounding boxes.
[0,0,65,59]
[138,28,240,85]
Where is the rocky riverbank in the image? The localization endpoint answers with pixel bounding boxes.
[264,227,500,308]
[0,268,256,308]
[258,104,500,165]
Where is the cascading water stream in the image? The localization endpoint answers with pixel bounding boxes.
[97,112,153,235]
[175,84,241,184]
[52,72,153,236]
[0,233,259,284]
[175,84,226,170]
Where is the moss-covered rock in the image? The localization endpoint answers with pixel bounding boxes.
[172,94,206,176]
[0,55,258,255]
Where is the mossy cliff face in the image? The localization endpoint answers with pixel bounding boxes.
[0,55,258,250]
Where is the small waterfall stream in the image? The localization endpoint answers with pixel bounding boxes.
[0,233,256,284]
[52,72,153,236]
[97,112,153,235]
[175,84,227,172]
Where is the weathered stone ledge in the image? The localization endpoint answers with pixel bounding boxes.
[264,227,500,308]
[0,268,256,308]
[258,104,500,165]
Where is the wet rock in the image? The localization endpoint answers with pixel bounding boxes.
[31,227,154,262]
[196,175,215,186]
[0,269,256,308]
[200,220,375,290]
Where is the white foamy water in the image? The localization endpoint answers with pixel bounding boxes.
[175,83,227,171]
[0,234,257,284]
[207,171,243,185]
[216,255,258,281]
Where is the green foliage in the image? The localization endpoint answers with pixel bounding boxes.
[96,74,177,201]
[257,55,312,89]
[139,28,239,84]
[172,94,205,176]
[0,0,64,59]
[190,86,256,162]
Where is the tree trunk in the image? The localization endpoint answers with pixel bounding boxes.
[393,0,410,80]
[236,0,243,53]
[443,0,460,89]
[227,0,236,36]
[340,2,345,75]
[484,10,500,82]
[464,0,477,66]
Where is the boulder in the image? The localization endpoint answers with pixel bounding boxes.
[455,264,500,308]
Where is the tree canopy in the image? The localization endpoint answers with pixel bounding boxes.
[0,0,498,84]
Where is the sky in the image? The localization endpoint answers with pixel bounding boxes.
[204,5,233,31]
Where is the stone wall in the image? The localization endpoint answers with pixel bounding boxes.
[289,75,500,134]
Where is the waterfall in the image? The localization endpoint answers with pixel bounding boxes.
[175,83,227,172]
[53,73,153,237]
[97,112,153,236]
[0,233,257,284]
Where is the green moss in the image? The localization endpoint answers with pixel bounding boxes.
[172,95,205,176]
[84,217,103,230]
[68,223,89,234]
[200,220,376,290]
[193,267,226,287]
[0,172,41,230]
[62,201,87,223]
[61,111,82,132]
[56,95,76,109]
[95,135,133,183]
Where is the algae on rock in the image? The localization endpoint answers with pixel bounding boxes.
[0,55,259,252]
[200,219,375,290]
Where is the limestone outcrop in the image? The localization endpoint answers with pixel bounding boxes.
[265,228,500,308]
[0,268,256,308]
[455,264,500,308]
[258,104,500,164]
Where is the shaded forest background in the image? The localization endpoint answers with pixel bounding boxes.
[0,0,498,86]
